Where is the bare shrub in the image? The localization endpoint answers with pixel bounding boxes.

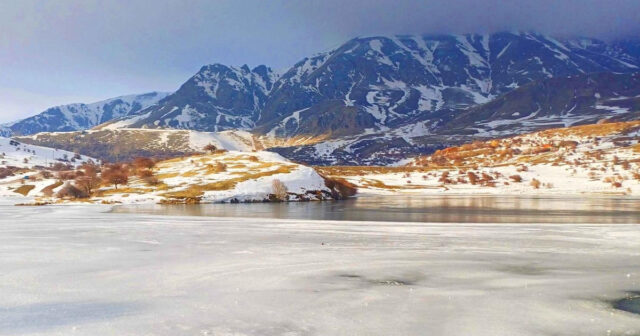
[133,157,155,170]
[74,175,101,196]
[102,164,129,189]
[324,177,357,200]
[509,175,523,183]
[56,170,79,181]
[438,171,451,184]
[137,169,154,178]
[530,178,541,189]
[206,162,227,174]
[51,162,72,171]
[467,171,478,185]
[56,183,89,199]
[203,143,218,153]
[272,179,288,201]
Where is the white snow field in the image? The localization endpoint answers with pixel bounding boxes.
[1,205,640,335]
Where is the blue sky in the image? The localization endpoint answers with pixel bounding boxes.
[1,0,639,122]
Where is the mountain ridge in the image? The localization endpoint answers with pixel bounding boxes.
[2,92,170,136]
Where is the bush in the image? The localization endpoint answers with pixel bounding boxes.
[56,183,89,199]
[56,170,79,180]
[137,169,154,178]
[530,178,541,189]
[206,162,227,174]
[272,179,288,201]
[467,171,478,185]
[438,171,451,184]
[51,162,72,171]
[102,164,129,189]
[133,157,155,170]
[75,175,101,195]
[0,167,19,179]
[509,175,522,183]
[203,144,218,153]
[324,177,357,199]
[143,176,160,186]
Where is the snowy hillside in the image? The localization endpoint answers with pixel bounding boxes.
[15,128,269,162]
[0,137,94,168]
[319,120,640,195]
[0,150,339,204]
[3,92,169,136]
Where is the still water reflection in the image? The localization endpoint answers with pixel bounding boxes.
[112,195,640,223]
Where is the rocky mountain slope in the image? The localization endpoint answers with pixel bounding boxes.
[120,64,278,131]
[441,72,640,137]
[2,92,169,136]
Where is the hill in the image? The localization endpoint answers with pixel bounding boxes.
[318,120,640,195]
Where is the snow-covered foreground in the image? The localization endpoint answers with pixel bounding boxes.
[1,206,640,335]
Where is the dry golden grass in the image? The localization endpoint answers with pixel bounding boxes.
[181,171,199,177]
[359,178,437,190]
[41,181,64,196]
[99,187,150,196]
[538,120,640,138]
[13,184,36,196]
[316,166,433,177]
[161,165,296,199]
[156,172,180,180]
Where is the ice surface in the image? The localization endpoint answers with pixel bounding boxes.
[1,205,640,335]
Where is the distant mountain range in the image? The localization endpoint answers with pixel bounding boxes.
[8,32,640,165]
[1,92,169,136]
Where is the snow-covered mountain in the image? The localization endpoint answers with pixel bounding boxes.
[121,64,278,131]
[13,32,640,165]
[271,71,640,165]
[3,92,169,136]
[258,32,640,139]
[108,32,640,142]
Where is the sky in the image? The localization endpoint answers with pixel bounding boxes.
[1,0,639,123]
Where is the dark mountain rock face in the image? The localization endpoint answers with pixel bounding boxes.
[126,64,278,131]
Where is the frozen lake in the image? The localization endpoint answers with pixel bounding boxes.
[1,203,640,335]
[113,195,640,224]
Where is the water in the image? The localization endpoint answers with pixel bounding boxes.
[614,293,640,315]
[112,195,640,223]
